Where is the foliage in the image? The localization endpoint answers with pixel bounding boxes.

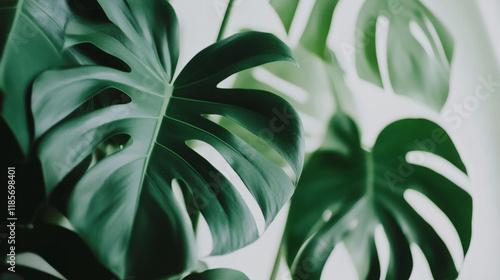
[355,0,454,110]
[234,0,352,155]
[0,0,475,279]
[282,113,471,279]
[263,1,471,278]
[271,0,454,111]
[0,0,91,154]
[2,0,304,279]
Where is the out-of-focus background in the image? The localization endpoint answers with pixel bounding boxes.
[170,0,500,279]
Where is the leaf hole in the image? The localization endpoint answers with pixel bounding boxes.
[375,16,392,92]
[202,114,296,183]
[216,73,239,89]
[252,68,310,104]
[374,225,390,280]
[404,189,464,270]
[89,133,132,169]
[424,17,451,66]
[320,241,358,280]
[405,151,470,193]
[409,20,435,59]
[196,210,214,258]
[73,42,131,72]
[408,244,433,279]
[185,139,266,235]
[78,87,132,114]
[171,179,198,232]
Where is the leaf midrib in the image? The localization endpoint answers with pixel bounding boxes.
[131,81,172,228]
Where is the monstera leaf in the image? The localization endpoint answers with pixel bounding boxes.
[32,0,303,278]
[0,0,89,154]
[235,0,352,153]
[282,113,471,279]
[356,0,453,110]
[183,268,249,280]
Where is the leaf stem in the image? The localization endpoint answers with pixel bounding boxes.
[216,0,235,42]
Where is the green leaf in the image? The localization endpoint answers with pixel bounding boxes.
[355,0,453,111]
[271,0,340,60]
[32,1,303,278]
[299,0,339,59]
[270,0,300,33]
[232,45,355,155]
[182,268,249,280]
[240,0,352,154]
[0,0,86,155]
[283,113,471,280]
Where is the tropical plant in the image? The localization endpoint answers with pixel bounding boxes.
[235,0,350,153]
[1,0,304,279]
[0,0,480,279]
[355,0,453,110]
[280,113,471,279]
[262,0,471,279]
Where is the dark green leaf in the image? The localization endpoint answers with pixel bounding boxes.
[0,116,44,222]
[355,0,453,110]
[17,223,118,280]
[32,1,303,278]
[0,0,87,155]
[283,113,471,280]
[182,268,249,280]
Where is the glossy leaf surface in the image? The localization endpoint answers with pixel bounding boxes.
[32,0,304,278]
[0,0,87,154]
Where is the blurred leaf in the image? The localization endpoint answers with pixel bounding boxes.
[271,0,340,60]
[270,0,300,33]
[355,0,453,110]
[235,0,352,154]
[299,0,339,59]
[283,113,471,279]
[233,46,354,154]
[32,0,303,278]
[183,268,249,280]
